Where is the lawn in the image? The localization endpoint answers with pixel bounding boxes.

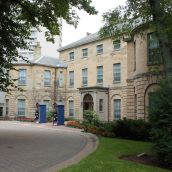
[60,137,170,172]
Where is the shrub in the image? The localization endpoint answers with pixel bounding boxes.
[114,119,151,141]
[66,120,83,129]
[46,111,53,122]
[149,78,172,168]
[83,110,99,126]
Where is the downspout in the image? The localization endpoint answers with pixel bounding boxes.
[54,67,57,103]
[107,88,110,122]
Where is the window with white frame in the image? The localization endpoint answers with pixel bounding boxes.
[99,99,103,111]
[17,99,26,116]
[82,48,88,57]
[44,70,51,86]
[69,71,74,87]
[96,44,103,54]
[69,52,74,61]
[69,100,74,116]
[114,99,121,120]
[18,69,27,85]
[59,71,64,87]
[97,66,103,84]
[113,63,121,83]
[82,68,88,86]
[113,40,121,51]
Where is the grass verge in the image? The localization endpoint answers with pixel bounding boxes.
[60,137,170,172]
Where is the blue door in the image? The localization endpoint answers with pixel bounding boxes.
[57,105,64,125]
[39,105,46,123]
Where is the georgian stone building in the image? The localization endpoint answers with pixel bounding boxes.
[2,29,161,121]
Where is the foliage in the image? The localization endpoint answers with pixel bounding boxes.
[46,111,53,122]
[65,120,83,129]
[83,110,99,126]
[113,119,151,141]
[100,0,172,76]
[60,138,169,172]
[0,0,97,92]
[149,78,172,168]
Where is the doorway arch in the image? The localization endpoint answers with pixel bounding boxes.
[83,94,93,111]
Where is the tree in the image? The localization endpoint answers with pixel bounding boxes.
[0,0,97,92]
[100,0,172,76]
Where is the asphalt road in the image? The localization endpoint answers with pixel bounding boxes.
[0,121,88,172]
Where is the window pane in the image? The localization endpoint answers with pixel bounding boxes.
[113,40,121,50]
[114,99,121,120]
[69,71,74,87]
[96,44,103,54]
[82,68,88,86]
[18,69,26,85]
[113,63,121,82]
[59,71,63,87]
[97,66,103,83]
[99,99,103,111]
[82,48,88,57]
[148,32,161,64]
[17,99,25,116]
[44,70,51,86]
[69,100,74,116]
[6,99,9,115]
[69,52,74,61]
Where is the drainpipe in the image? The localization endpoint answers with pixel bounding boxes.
[54,68,57,104]
[107,88,110,122]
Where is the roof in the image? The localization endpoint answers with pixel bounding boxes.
[15,56,67,68]
[58,32,101,52]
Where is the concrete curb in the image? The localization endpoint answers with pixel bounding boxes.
[42,132,99,172]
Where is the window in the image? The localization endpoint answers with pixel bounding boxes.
[18,69,27,85]
[69,52,74,61]
[113,40,121,50]
[99,99,103,111]
[44,70,51,86]
[147,32,161,64]
[82,68,88,86]
[44,100,50,112]
[69,100,74,116]
[6,99,9,115]
[69,71,74,87]
[97,66,103,84]
[59,71,64,87]
[96,44,103,54]
[113,63,121,82]
[17,99,26,116]
[114,99,121,120]
[82,48,88,57]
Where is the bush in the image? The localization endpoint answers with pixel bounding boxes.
[114,119,151,141]
[149,78,172,168]
[83,110,99,126]
[46,111,53,122]
[66,120,83,129]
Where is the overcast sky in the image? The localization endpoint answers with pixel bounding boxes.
[62,0,126,46]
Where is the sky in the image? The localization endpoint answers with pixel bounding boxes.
[62,0,126,46]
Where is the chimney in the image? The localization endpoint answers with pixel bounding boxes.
[86,32,91,36]
[33,42,41,60]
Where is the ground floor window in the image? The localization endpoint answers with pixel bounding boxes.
[99,99,103,112]
[114,99,121,120]
[17,99,25,116]
[6,99,9,115]
[0,107,3,116]
[69,100,74,117]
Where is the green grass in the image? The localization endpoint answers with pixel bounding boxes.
[60,137,170,172]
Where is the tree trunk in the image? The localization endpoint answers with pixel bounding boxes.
[149,0,172,76]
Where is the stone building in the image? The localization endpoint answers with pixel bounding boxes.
[58,33,128,121]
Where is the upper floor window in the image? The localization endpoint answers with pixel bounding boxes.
[113,40,121,51]
[59,71,64,87]
[114,99,121,120]
[69,52,74,61]
[82,48,88,58]
[113,63,121,83]
[69,71,74,87]
[147,32,161,64]
[82,68,88,86]
[44,70,51,86]
[17,99,26,117]
[97,66,103,84]
[96,44,103,54]
[69,100,74,116]
[18,69,27,85]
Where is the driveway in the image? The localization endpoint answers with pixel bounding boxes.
[0,121,97,172]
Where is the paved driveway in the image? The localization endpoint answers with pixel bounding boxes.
[0,121,89,172]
